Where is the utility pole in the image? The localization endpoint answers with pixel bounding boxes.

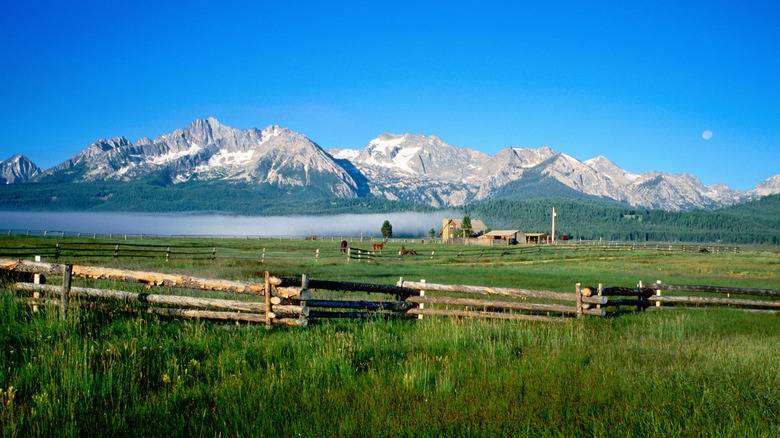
[551,206,557,245]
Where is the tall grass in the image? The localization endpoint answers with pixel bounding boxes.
[1,297,778,436]
[1,238,778,436]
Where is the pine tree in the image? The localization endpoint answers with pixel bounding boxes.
[461,216,474,237]
[381,220,393,239]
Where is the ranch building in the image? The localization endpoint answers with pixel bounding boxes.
[479,230,527,245]
[525,233,552,244]
[440,217,488,241]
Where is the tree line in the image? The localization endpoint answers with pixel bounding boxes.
[461,196,780,245]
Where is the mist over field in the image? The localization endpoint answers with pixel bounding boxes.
[0,211,459,237]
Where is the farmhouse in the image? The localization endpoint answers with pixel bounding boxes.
[479,230,527,245]
[525,233,552,244]
[440,217,488,240]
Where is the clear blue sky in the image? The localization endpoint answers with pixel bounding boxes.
[1,0,778,191]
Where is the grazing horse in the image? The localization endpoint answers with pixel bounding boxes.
[371,241,386,254]
[340,240,348,254]
[305,236,317,241]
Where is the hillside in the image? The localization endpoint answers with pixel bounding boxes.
[0,181,432,216]
[463,194,780,245]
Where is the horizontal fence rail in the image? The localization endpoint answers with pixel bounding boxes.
[3,258,775,328]
[580,281,780,314]
[1,259,308,327]
[1,258,594,325]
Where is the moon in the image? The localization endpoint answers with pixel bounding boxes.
[702,130,713,140]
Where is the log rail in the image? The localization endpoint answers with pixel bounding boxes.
[580,280,780,314]
[1,258,307,326]
[3,258,776,328]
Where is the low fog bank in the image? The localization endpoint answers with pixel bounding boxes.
[0,211,461,237]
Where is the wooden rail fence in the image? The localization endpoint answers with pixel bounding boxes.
[3,258,775,328]
[579,281,780,314]
[1,258,598,325]
[1,259,308,327]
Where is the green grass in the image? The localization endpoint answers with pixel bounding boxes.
[1,236,779,437]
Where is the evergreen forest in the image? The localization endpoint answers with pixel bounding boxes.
[0,182,778,245]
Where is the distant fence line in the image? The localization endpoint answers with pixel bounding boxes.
[2,259,776,329]
[0,240,740,264]
[1,228,429,243]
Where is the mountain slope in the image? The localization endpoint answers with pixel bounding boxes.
[6,119,779,211]
[36,118,362,199]
[0,154,42,184]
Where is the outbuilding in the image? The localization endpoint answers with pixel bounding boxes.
[480,230,526,245]
[525,233,552,244]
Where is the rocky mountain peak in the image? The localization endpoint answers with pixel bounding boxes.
[6,119,779,211]
[0,154,42,183]
[751,174,780,197]
[261,125,284,137]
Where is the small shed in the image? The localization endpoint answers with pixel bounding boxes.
[525,233,552,244]
[480,230,526,245]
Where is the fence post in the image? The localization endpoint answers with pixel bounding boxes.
[575,283,583,317]
[114,244,119,259]
[418,279,425,320]
[261,248,266,264]
[655,280,662,307]
[301,273,309,326]
[430,251,435,260]
[33,255,41,312]
[55,243,60,260]
[316,248,320,263]
[166,247,171,262]
[264,271,272,329]
[637,281,644,312]
[60,264,72,320]
[597,283,603,313]
[347,247,351,263]
[212,247,216,261]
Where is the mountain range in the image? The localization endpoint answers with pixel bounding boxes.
[3,117,778,211]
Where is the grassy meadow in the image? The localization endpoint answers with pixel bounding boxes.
[1,236,778,437]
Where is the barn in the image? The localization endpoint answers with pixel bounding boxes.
[479,230,527,245]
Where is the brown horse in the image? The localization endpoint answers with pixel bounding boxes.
[371,241,386,254]
[340,240,348,254]
[401,246,418,255]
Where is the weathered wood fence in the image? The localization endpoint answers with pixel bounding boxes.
[3,259,776,328]
[579,281,780,314]
[1,259,308,327]
[1,258,599,325]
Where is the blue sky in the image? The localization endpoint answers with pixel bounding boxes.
[1,0,778,191]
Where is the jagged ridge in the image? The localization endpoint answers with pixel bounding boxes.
[5,119,779,211]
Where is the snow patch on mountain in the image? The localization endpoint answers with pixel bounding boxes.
[148,142,203,165]
[363,145,421,174]
[196,149,256,172]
